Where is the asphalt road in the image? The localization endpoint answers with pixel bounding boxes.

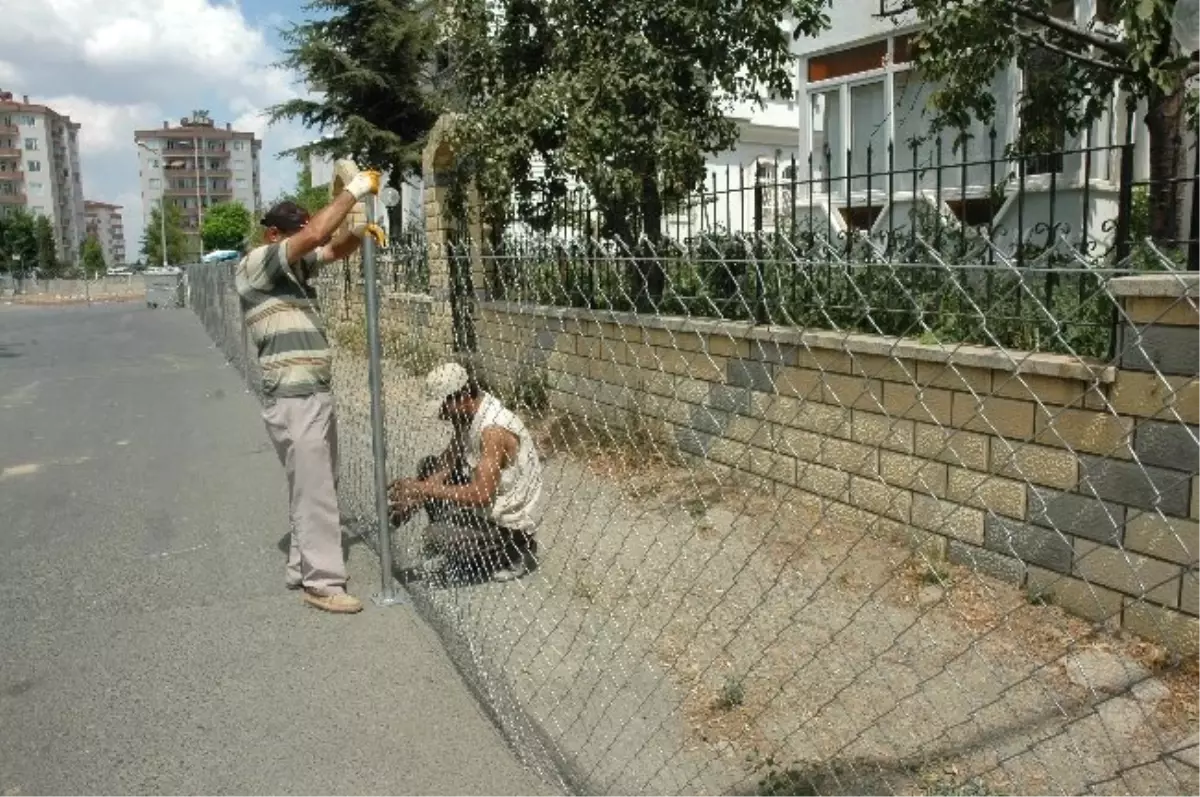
[0,302,554,795]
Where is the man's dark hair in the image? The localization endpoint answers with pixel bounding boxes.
[260,201,310,234]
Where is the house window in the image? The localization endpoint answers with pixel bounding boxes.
[21,115,36,126]
[236,178,247,189]
[27,160,40,172]
[28,182,42,192]
[808,40,888,83]
[149,178,162,189]
[849,80,888,188]
[24,137,38,150]
[1020,47,1066,175]
[810,89,843,180]
[149,159,159,169]
[233,159,246,170]
[233,140,245,151]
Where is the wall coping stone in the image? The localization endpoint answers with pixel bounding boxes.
[1109,273,1200,299]
[479,300,1119,385]
[383,291,435,306]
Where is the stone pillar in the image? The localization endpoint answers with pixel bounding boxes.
[420,114,490,356]
[1104,273,1200,652]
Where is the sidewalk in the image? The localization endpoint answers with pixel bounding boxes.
[0,303,555,795]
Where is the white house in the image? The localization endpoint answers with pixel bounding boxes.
[779,0,1169,255]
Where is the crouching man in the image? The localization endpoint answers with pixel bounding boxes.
[388,363,543,582]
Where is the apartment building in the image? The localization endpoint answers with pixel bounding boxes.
[134,111,262,255]
[84,200,126,267]
[0,89,87,266]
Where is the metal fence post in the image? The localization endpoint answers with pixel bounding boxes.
[363,198,402,607]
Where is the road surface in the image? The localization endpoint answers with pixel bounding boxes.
[0,302,555,795]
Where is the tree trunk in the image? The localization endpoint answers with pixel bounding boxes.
[637,172,666,310]
[1143,85,1190,248]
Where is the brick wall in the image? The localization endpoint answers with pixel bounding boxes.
[468,275,1199,651]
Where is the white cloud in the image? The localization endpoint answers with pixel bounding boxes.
[0,60,20,84]
[39,96,162,154]
[0,0,319,261]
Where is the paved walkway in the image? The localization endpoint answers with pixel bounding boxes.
[0,303,554,795]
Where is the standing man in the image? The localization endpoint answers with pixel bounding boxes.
[237,167,384,614]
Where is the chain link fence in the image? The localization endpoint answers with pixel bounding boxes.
[189,193,1198,794]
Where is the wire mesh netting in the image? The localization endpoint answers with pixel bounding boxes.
[189,202,1198,795]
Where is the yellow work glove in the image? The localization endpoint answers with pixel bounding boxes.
[353,222,388,248]
[344,169,382,200]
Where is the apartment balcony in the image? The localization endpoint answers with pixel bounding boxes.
[0,147,20,159]
[0,192,27,204]
[0,171,22,182]
[0,124,18,136]
[173,168,233,179]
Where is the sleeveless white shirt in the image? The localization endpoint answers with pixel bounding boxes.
[461,393,543,532]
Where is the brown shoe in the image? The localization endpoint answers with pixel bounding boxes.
[302,590,363,614]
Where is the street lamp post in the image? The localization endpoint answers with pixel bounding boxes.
[136,142,170,267]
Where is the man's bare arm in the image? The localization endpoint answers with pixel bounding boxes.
[419,427,516,508]
[283,169,380,265]
[282,191,357,266]
[319,230,364,264]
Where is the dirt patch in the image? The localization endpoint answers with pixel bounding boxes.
[327,348,1199,796]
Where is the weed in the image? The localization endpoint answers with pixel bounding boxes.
[1026,589,1050,607]
[571,573,600,603]
[716,674,746,711]
[508,362,550,416]
[918,771,996,796]
[920,563,952,587]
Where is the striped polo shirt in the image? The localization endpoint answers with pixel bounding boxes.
[235,240,331,399]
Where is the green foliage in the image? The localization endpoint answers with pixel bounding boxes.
[444,1,833,239]
[268,0,441,180]
[716,674,746,711]
[0,207,38,270]
[507,362,550,417]
[141,203,189,266]
[80,235,106,277]
[288,163,332,216]
[33,215,59,276]
[891,0,1198,241]
[201,201,253,252]
[492,199,1134,359]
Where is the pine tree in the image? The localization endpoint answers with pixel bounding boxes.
[268,0,442,180]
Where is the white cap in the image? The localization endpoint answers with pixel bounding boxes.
[421,362,470,418]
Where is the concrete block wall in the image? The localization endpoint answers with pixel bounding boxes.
[469,275,1199,651]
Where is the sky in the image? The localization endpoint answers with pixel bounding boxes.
[0,0,321,260]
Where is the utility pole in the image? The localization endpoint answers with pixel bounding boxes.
[194,133,205,260]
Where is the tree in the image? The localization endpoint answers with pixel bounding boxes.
[268,0,442,180]
[201,201,254,251]
[879,0,1199,246]
[81,235,106,277]
[282,162,332,215]
[141,202,189,267]
[443,3,830,242]
[0,208,38,272]
[34,215,59,276]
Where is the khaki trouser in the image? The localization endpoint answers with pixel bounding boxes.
[262,392,346,594]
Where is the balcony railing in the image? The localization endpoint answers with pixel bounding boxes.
[0,147,20,159]
[0,192,27,204]
[0,124,18,136]
[0,171,22,181]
